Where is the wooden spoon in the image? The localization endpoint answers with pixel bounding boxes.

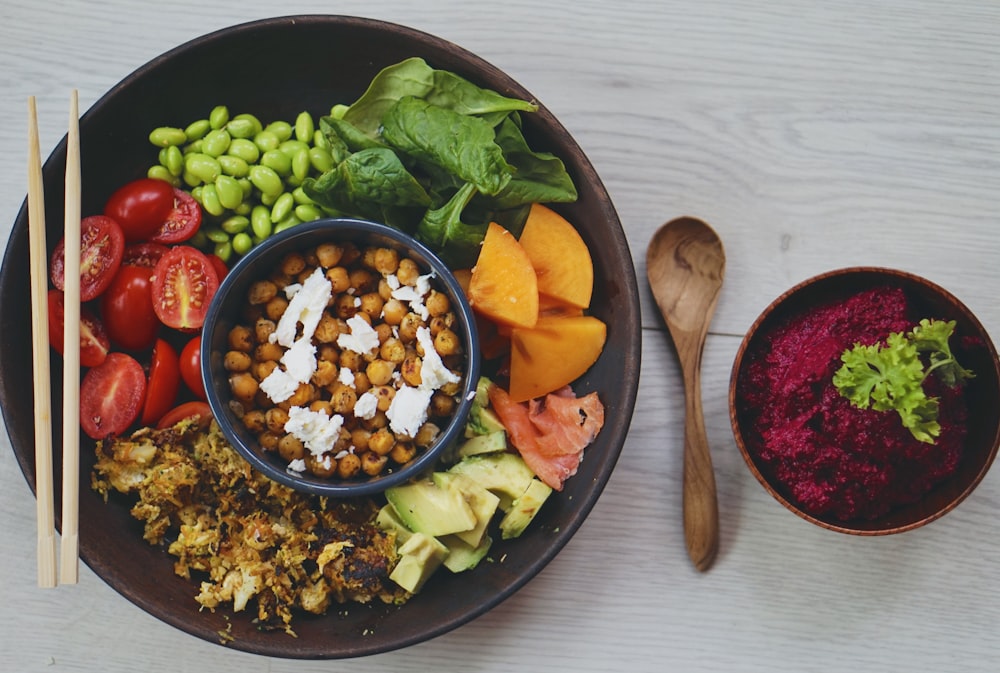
[646,217,725,572]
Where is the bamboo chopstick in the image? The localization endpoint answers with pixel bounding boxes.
[27,96,58,589]
[59,89,81,585]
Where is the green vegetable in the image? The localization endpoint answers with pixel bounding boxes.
[832,319,972,443]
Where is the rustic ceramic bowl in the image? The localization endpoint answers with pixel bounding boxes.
[0,16,641,658]
[200,217,481,498]
[729,267,1000,535]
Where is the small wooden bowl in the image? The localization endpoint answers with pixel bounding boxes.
[729,267,1000,535]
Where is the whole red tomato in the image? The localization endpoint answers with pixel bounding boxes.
[180,335,207,400]
[140,338,181,426]
[103,178,176,242]
[100,265,159,351]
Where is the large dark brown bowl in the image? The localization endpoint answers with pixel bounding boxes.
[0,16,641,658]
[729,267,1000,535]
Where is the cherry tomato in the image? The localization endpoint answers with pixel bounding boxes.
[103,178,176,242]
[79,352,146,439]
[150,245,220,331]
[100,265,159,351]
[155,400,212,430]
[150,188,202,244]
[46,289,110,368]
[207,253,229,281]
[180,335,207,400]
[50,215,125,302]
[140,338,181,426]
[122,241,170,268]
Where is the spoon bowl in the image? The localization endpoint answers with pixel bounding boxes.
[646,217,725,571]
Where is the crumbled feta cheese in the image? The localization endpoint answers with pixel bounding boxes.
[284,407,345,458]
[287,458,307,473]
[283,282,302,300]
[336,315,380,355]
[281,336,318,383]
[385,274,401,291]
[386,385,433,438]
[390,273,435,321]
[271,267,331,347]
[416,326,460,390]
[260,367,299,403]
[338,367,356,387]
[354,390,379,420]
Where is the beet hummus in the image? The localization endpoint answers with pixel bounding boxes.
[737,286,969,521]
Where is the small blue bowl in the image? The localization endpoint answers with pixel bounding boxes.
[200,217,481,497]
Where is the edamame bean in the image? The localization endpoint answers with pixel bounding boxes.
[292,147,311,182]
[200,183,225,216]
[251,205,272,239]
[149,126,187,147]
[237,177,253,198]
[248,164,283,198]
[184,119,211,142]
[184,152,222,184]
[215,175,244,210]
[253,130,280,153]
[278,139,309,159]
[202,129,232,157]
[234,202,252,217]
[313,129,329,150]
[218,154,249,178]
[308,146,334,173]
[273,213,302,235]
[230,113,263,137]
[225,117,257,139]
[295,111,315,143]
[260,149,292,177]
[147,165,179,186]
[221,215,250,235]
[264,120,293,142]
[232,232,253,256]
[203,226,230,244]
[270,192,295,223]
[182,139,204,155]
[227,138,260,164]
[294,204,322,222]
[182,170,200,188]
[214,240,233,263]
[209,105,230,130]
[164,145,184,177]
[190,229,209,249]
[292,186,315,205]
[330,104,349,119]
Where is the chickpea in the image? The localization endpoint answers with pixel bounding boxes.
[374,322,394,344]
[312,359,339,387]
[228,325,253,352]
[340,242,361,266]
[229,372,259,402]
[379,337,406,363]
[309,399,333,416]
[353,371,372,395]
[429,391,456,417]
[349,268,377,293]
[425,290,450,317]
[242,410,267,433]
[254,359,278,381]
[400,355,422,387]
[326,266,350,292]
[360,451,388,476]
[280,252,307,277]
[329,383,358,415]
[373,247,400,275]
[366,359,396,386]
[265,407,290,433]
[396,258,420,286]
[359,292,384,319]
[380,298,407,325]
[248,280,278,305]
[350,428,372,451]
[372,385,395,412]
[314,312,341,343]
[224,350,252,372]
[277,433,305,462]
[255,317,276,344]
[398,312,422,342]
[368,428,395,456]
[390,442,417,465]
[363,410,389,430]
[265,295,289,321]
[317,343,340,365]
[315,242,344,268]
[340,349,363,371]
[434,328,461,356]
[255,341,283,362]
[284,382,317,409]
[305,452,337,478]
[429,313,454,336]
[414,422,440,448]
[336,452,362,479]
[334,293,359,319]
[259,431,280,451]
[378,277,394,301]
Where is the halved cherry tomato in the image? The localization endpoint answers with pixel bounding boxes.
[141,338,181,426]
[46,289,110,368]
[155,400,212,430]
[122,241,169,268]
[150,245,220,331]
[103,178,176,242]
[100,265,159,351]
[50,215,125,302]
[180,335,207,400]
[150,188,202,244]
[79,352,146,439]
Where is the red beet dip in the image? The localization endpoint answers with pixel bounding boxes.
[737,286,968,521]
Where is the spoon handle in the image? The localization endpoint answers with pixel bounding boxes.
[681,359,719,572]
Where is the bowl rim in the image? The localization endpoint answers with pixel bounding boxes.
[200,216,482,498]
[728,266,1000,535]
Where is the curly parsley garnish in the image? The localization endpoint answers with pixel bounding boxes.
[832,319,973,443]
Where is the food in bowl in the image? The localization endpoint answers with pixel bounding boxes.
[221,236,468,483]
[731,268,999,531]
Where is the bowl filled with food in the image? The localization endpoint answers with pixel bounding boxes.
[201,217,481,497]
[0,15,641,658]
[729,267,1000,535]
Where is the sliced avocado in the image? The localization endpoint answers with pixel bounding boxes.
[376,504,414,545]
[464,377,507,438]
[499,477,553,540]
[433,472,501,548]
[385,478,477,537]
[389,532,449,593]
[440,533,493,573]
[457,430,507,458]
[448,452,535,512]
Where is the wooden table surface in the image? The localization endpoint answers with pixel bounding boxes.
[1,1,997,671]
